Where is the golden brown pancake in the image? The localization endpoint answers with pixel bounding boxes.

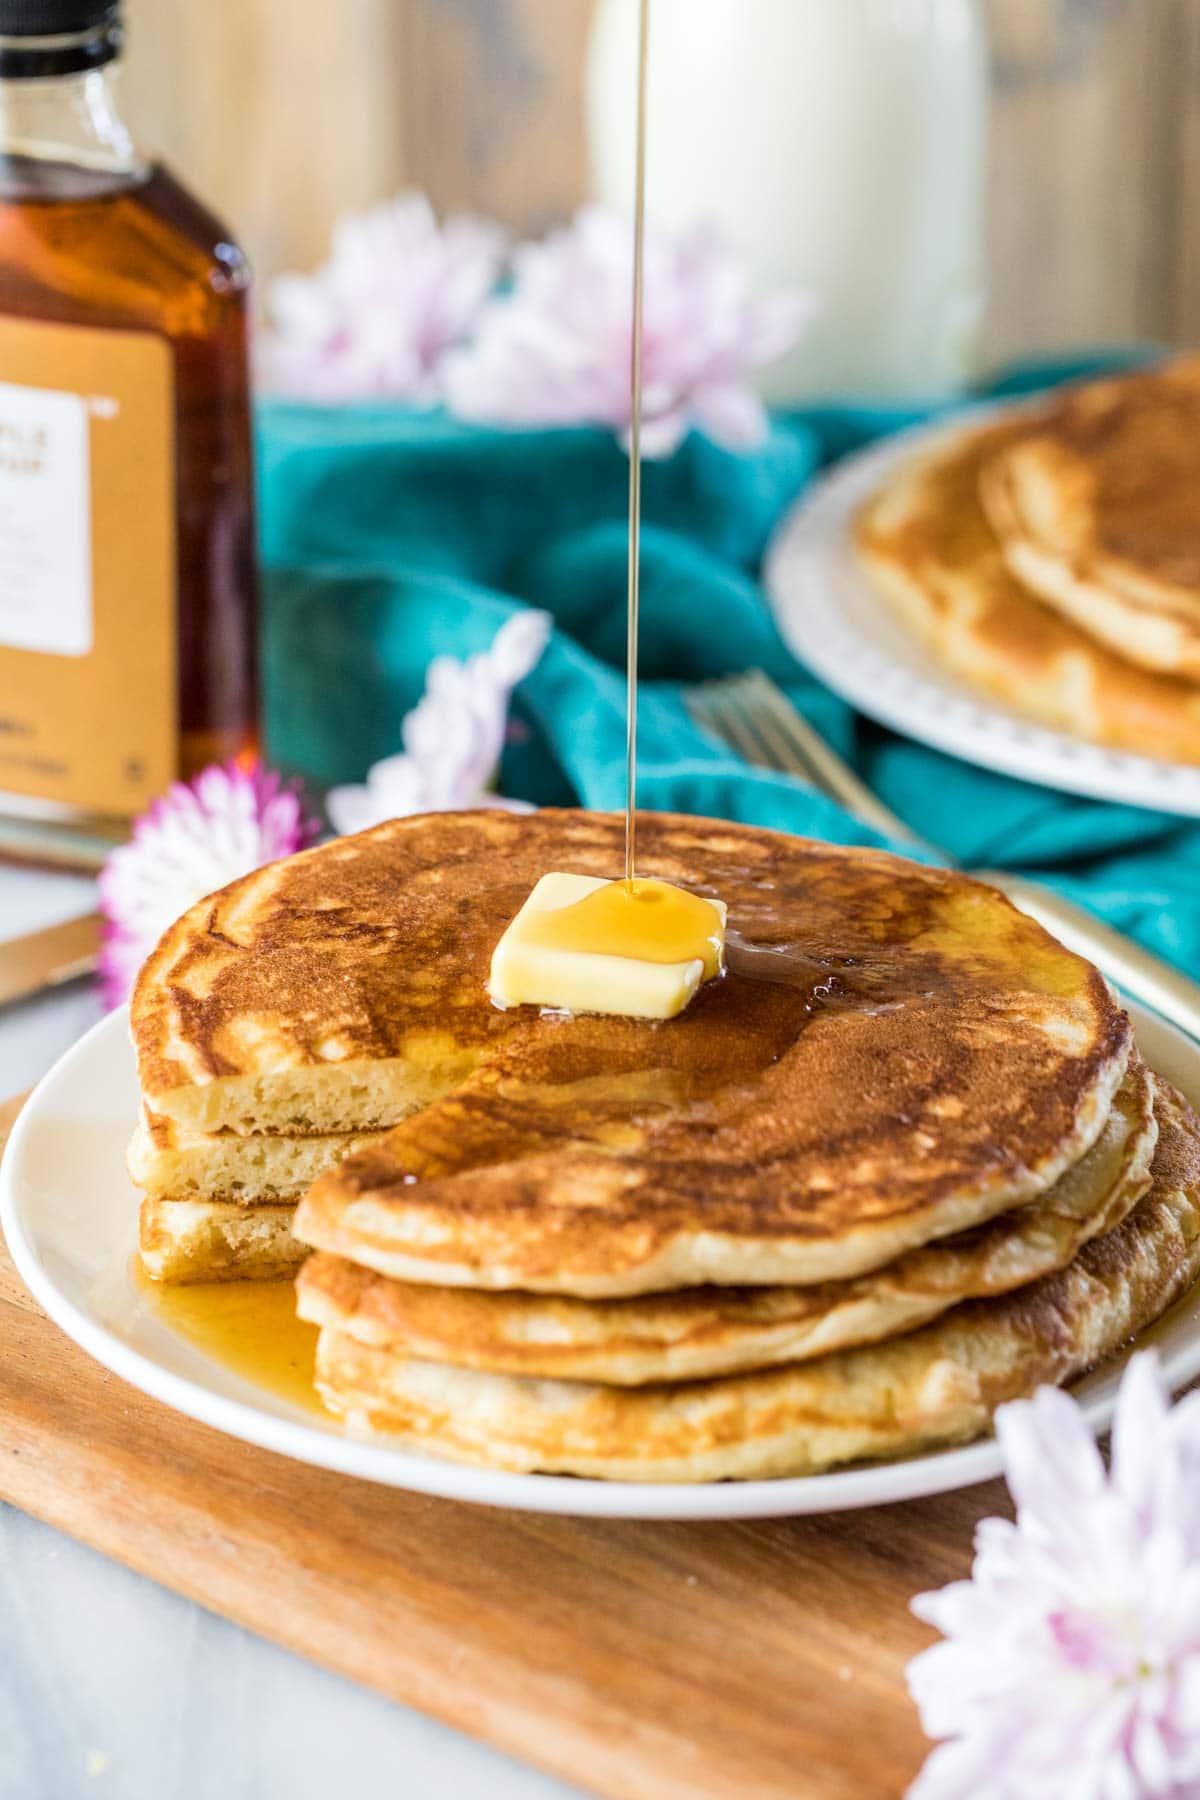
[310,1079,1200,1481]
[296,1055,1155,1383]
[979,360,1200,679]
[139,1196,304,1282]
[128,1107,386,1282]
[854,414,1200,765]
[127,1107,386,1202]
[204,811,1144,1296]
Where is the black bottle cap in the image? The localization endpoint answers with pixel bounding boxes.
[0,0,119,74]
[0,0,117,31]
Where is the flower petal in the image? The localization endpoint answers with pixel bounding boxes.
[323,612,549,837]
[996,1384,1105,1527]
[444,205,812,456]
[258,192,506,402]
[97,760,318,1005]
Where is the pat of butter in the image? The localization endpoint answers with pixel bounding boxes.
[488,873,727,1020]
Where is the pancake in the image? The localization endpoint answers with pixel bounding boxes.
[979,360,1200,679]
[278,817,1129,1296]
[139,1196,304,1282]
[137,810,1128,1293]
[276,813,1131,1295]
[310,1079,1200,1481]
[127,1108,386,1202]
[133,809,570,1139]
[296,1055,1155,1383]
[854,415,1200,765]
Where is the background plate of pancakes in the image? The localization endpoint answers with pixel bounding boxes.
[765,363,1200,814]
[5,994,1200,1521]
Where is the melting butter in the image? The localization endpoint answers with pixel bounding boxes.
[488,873,726,1019]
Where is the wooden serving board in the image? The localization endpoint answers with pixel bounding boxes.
[0,1092,998,1800]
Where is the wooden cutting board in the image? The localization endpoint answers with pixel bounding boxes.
[0,1091,998,1800]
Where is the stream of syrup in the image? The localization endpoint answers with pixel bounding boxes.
[624,0,650,885]
[523,0,723,970]
[521,0,725,972]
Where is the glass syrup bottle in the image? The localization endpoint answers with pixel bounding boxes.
[0,0,257,862]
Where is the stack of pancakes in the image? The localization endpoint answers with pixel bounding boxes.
[127,1105,387,1283]
[855,358,1200,763]
[129,810,1200,1481]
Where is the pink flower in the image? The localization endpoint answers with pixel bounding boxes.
[98,762,320,1007]
[258,193,505,403]
[443,207,812,456]
[907,1354,1200,1800]
[325,611,550,835]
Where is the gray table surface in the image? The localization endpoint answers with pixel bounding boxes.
[0,865,579,1800]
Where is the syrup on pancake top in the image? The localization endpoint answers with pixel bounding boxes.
[488,874,727,1020]
[528,878,724,971]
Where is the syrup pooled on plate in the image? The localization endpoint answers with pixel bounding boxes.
[138,1271,327,1416]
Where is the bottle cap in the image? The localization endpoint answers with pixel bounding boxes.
[0,0,119,74]
[0,0,117,31]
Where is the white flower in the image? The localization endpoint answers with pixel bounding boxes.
[443,206,813,456]
[98,762,318,1007]
[258,193,506,403]
[907,1353,1200,1800]
[325,610,551,835]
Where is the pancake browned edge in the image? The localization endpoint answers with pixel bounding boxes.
[307,1080,1200,1482]
[854,413,1200,765]
[296,1055,1156,1384]
[979,359,1200,679]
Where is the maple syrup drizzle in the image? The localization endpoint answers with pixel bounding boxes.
[526,876,723,973]
[624,0,650,884]
[534,4,723,979]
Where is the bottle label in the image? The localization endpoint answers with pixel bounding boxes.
[0,379,92,655]
[0,316,176,818]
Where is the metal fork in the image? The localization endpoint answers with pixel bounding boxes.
[686,668,1200,1043]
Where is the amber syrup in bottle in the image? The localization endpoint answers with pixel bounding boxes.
[0,0,257,862]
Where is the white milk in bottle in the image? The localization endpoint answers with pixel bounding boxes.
[587,0,988,401]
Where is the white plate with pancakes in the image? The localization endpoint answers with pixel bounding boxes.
[5,999,1200,1521]
[764,403,1200,817]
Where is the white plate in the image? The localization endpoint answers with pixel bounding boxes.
[4,1005,1200,1520]
[764,413,1200,816]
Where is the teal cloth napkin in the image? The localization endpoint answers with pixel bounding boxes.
[257,349,1197,975]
